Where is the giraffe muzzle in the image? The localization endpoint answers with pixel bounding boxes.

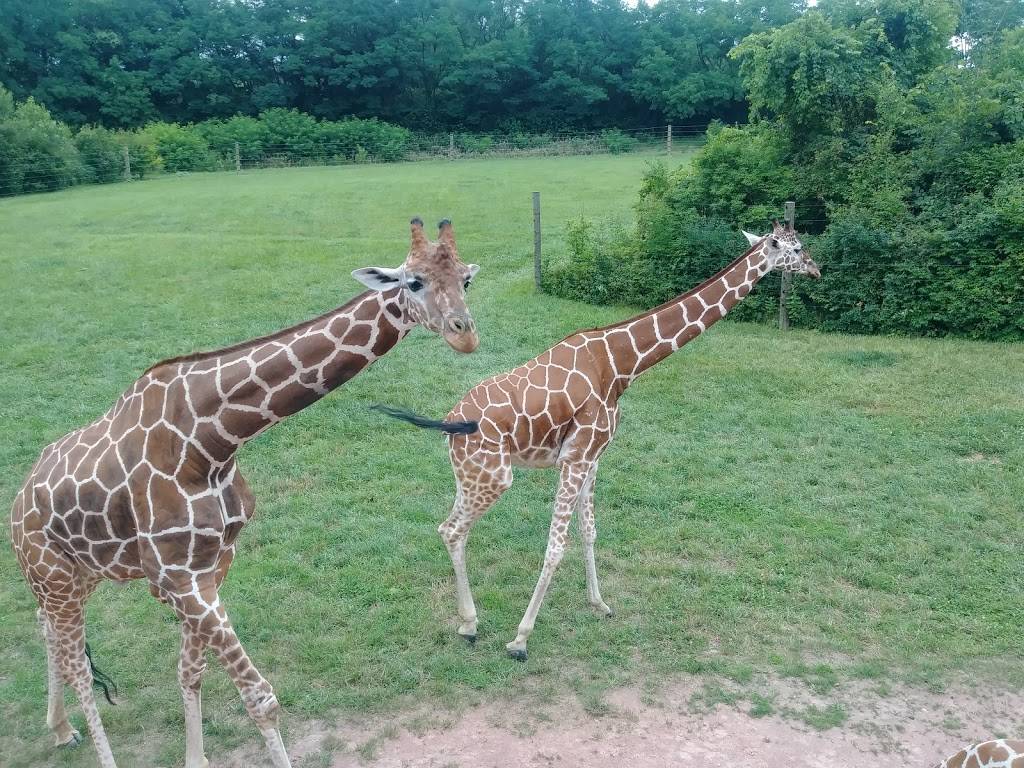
[443,313,479,353]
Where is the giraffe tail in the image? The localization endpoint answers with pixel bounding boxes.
[85,642,119,705]
[371,405,479,435]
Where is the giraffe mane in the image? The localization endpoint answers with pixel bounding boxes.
[562,244,758,340]
[143,289,384,375]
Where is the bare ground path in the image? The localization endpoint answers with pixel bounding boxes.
[224,675,1024,768]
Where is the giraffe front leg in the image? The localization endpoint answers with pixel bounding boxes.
[577,466,612,618]
[168,582,292,768]
[178,622,210,768]
[506,461,592,661]
[37,608,81,747]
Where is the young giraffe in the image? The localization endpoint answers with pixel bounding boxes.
[377,221,819,659]
[937,740,1024,768]
[9,218,480,768]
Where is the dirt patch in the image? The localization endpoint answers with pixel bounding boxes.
[224,675,1024,768]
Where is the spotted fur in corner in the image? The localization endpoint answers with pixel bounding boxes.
[937,740,1024,768]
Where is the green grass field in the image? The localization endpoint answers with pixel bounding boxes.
[1,153,1022,767]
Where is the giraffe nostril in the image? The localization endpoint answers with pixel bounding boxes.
[447,316,467,334]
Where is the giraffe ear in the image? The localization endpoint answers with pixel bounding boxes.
[352,266,404,291]
[742,230,763,247]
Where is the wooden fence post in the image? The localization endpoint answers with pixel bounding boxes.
[666,124,672,154]
[234,142,241,172]
[533,191,542,290]
[122,146,132,182]
[779,200,795,330]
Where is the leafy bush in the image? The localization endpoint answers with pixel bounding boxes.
[75,126,124,184]
[258,108,320,158]
[119,130,162,178]
[140,122,213,172]
[0,96,80,195]
[600,128,638,154]
[543,217,655,307]
[318,118,411,162]
[194,116,270,163]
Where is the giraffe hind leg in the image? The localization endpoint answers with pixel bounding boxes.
[439,451,512,642]
[40,586,119,767]
[506,460,593,661]
[37,608,81,747]
[576,465,612,617]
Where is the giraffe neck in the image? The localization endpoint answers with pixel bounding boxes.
[599,245,772,387]
[154,288,415,464]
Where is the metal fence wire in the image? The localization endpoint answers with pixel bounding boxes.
[0,125,709,199]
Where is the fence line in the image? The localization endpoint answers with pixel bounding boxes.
[0,126,708,200]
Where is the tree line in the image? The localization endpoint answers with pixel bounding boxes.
[1,0,808,130]
[545,0,1024,340]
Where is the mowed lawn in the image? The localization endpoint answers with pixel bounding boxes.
[1,154,1022,766]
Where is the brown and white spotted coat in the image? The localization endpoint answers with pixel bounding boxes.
[937,740,1024,768]
[381,221,819,659]
[9,219,480,768]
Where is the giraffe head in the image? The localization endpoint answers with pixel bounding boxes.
[352,218,481,353]
[742,220,820,279]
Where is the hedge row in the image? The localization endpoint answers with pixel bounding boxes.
[0,87,650,198]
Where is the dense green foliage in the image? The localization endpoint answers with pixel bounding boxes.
[0,0,803,131]
[546,1,1024,340]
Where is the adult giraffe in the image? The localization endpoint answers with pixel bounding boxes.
[377,221,819,660]
[10,218,480,768]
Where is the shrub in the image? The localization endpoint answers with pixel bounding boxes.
[318,118,411,162]
[0,97,80,195]
[75,126,124,184]
[600,128,638,154]
[543,216,654,306]
[118,130,162,178]
[193,116,270,163]
[140,122,213,172]
[258,108,320,158]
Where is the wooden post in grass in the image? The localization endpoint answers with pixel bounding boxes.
[667,124,672,154]
[449,133,455,160]
[533,191,542,290]
[122,146,132,182]
[779,200,795,330]
[234,142,241,172]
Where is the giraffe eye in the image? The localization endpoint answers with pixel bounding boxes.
[408,278,423,292]
[463,279,472,291]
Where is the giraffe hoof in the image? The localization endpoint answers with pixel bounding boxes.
[58,731,83,748]
[459,632,477,645]
[507,648,528,662]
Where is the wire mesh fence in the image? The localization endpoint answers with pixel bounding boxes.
[0,125,710,200]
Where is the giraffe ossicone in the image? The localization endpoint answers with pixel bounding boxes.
[10,217,480,768]
[377,222,819,659]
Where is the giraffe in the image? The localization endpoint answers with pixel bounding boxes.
[375,220,819,660]
[9,218,480,768]
[936,740,1024,768]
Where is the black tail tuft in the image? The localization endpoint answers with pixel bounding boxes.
[372,405,479,435]
[85,642,118,706]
